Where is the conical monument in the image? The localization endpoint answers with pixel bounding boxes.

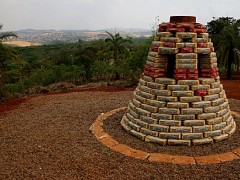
[121,16,236,146]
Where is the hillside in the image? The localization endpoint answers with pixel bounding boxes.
[2,40,42,47]
[8,28,152,44]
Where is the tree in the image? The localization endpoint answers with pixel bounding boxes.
[0,24,18,41]
[105,31,132,80]
[207,17,240,79]
[90,39,109,62]
[0,24,18,68]
[0,25,18,99]
[75,46,96,81]
[126,38,151,84]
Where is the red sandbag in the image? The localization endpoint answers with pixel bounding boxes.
[187,73,198,80]
[177,28,185,32]
[144,64,151,71]
[149,67,166,73]
[195,90,207,96]
[197,42,207,48]
[144,70,150,76]
[149,72,166,78]
[187,69,198,74]
[159,23,175,32]
[167,28,185,33]
[174,73,187,80]
[180,47,194,53]
[200,68,217,73]
[151,46,159,52]
[163,42,175,48]
[176,23,194,29]
[175,69,187,74]
[200,72,218,78]
[167,23,176,28]
[190,28,207,33]
[194,23,206,29]
[158,27,166,32]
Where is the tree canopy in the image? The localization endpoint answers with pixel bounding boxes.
[0,24,18,42]
[207,17,240,79]
[0,29,150,99]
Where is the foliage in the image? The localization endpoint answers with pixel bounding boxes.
[0,24,18,41]
[1,32,150,98]
[3,16,240,98]
[207,17,240,79]
[105,31,133,80]
[0,25,18,99]
[126,39,151,84]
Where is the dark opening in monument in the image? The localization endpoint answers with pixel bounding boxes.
[166,54,175,78]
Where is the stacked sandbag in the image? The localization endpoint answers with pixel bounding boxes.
[154,21,216,81]
[121,75,235,146]
[121,16,236,146]
[143,43,168,79]
[175,53,198,80]
[199,52,219,78]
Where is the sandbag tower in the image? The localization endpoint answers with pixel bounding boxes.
[121,16,236,146]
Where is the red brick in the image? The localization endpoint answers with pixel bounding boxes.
[99,135,119,148]
[231,111,240,117]
[110,144,136,156]
[233,148,240,157]
[148,153,195,164]
[104,107,126,118]
[95,131,107,138]
[91,124,104,135]
[97,132,110,139]
[110,144,149,160]
[195,152,239,165]
[129,149,150,160]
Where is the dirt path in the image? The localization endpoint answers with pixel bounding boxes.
[0,81,240,179]
[0,91,133,179]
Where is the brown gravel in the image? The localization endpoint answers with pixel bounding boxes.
[0,83,240,179]
[104,100,240,156]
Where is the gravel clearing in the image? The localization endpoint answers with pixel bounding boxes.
[104,101,240,156]
[0,83,240,179]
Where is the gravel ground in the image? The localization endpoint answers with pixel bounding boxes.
[104,100,240,156]
[0,83,240,179]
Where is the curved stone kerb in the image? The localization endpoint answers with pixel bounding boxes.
[90,107,240,165]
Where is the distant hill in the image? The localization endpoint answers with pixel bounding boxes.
[2,40,42,47]
[102,27,151,33]
[4,28,152,44]
[15,29,89,33]
[15,27,151,34]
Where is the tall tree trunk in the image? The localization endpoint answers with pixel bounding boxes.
[115,72,120,80]
[227,45,234,79]
[114,51,120,80]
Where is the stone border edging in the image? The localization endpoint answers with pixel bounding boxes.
[89,107,240,165]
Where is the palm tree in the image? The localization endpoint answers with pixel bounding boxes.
[216,25,240,79]
[0,24,18,68]
[75,45,96,81]
[0,24,18,41]
[90,39,109,62]
[105,31,132,80]
[0,24,18,99]
[207,17,240,79]
[234,48,240,72]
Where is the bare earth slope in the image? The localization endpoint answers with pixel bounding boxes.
[2,40,42,47]
[0,81,240,179]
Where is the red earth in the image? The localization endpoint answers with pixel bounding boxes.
[0,85,134,115]
[0,80,239,115]
[0,80,239,179]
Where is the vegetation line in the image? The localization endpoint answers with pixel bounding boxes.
[0,17,240,100]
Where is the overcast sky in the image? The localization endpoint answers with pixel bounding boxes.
[1,0,240,31]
